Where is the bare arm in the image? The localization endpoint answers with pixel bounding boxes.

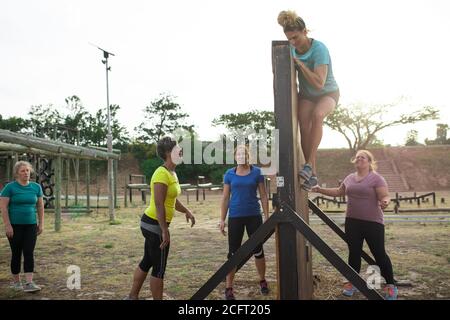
[1,197,13,238]
[219,184,231,235]
[175,199,195,227]
[1,197,11,225]
[258,182,269,221]
[313,183,346,197]
[294,60,328,91]
[376,186,390,210]
[37,197,44,235]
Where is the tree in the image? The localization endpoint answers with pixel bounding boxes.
[0,115,30,133]
[28,104,62,138]
[405,129,421,146]
[436,123,448,144]
[135,94,194,143]
[85,104,129,148]
[212,110,275,142]
[324,101,439,153]
[62,95,89,145]
[425,123,449,145]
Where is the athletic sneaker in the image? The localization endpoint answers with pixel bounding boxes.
[224,287,235,300]
[23,281,41,293]
[10,282,23,290]
[342,282,358,297]
[299,163,313,181]
[384,285,398,300]
[123,295,139,300]
[309,176,318,188]
[301,178,313,192]
[259,280,269,295]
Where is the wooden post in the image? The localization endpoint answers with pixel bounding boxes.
[6,156,11,181]
[129,175,133,205]
[65,159,70,208]
[124,175,129,208]
[86,160,90,211]
[54,155,62,232]
[74,158,79,205]
[272,41,313,300]
[12,153,18,178]
[113,159,118,208]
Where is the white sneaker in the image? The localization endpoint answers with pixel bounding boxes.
[10,282,23,290]
[23,281,41,293]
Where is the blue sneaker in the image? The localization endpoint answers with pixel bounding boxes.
[301,175,318,192]
[384,285,398,300]
[299,164,313,181]
[342,282,358,297]
[309,175,318,188]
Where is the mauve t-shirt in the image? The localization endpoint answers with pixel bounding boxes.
[343,171,388,225]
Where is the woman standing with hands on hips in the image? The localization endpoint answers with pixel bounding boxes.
[278,10,340,191]
[312,150,398,300]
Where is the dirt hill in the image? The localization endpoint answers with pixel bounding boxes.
[316,146,450,191]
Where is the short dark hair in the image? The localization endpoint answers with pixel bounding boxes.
[156,136,177,160]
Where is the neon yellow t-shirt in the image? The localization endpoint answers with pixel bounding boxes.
[144,166,181,223]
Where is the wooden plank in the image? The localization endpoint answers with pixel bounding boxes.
[0,141,102,160]
[283,204,384,300]
[309,200,377,265]
[272,40,313,299]
[0,129,119,160]
[190,213,281,300]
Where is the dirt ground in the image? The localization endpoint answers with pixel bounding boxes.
[1,195,449,300]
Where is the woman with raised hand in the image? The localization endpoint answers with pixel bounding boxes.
[313,150,398,300]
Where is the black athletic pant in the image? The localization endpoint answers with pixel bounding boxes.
[8,224,37,275]
[138,215,170,279]
[227,215,264,259]
[345,217,395,284]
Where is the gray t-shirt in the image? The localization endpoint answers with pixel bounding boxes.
[343,171,388,225]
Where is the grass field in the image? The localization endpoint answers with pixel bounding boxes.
[1,195,449,300]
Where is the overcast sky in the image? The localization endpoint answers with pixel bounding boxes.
[1,0,449,148]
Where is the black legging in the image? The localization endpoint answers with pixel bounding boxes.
[8,224,37,275]
[345,217,395,285]
[227,215,264,259]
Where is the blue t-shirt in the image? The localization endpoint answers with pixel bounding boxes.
[0,181,43,224]
[223,166,264,218]
[291,39,339,97]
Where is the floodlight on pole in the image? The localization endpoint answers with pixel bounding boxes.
[90,42,116,221]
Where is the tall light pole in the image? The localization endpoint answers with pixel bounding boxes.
[91,43,116,221]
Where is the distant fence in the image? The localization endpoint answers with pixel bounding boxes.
[312,192,443,213]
